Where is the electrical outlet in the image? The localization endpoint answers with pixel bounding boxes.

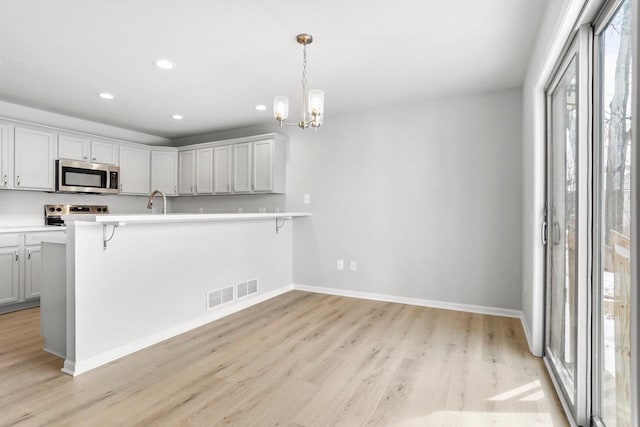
[337,259,344,270]
[304,194,311,204]
[350,261,357,271]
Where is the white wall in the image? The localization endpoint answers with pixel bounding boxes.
[172,88,524,311]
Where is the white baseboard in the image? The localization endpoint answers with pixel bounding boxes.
[64,285,294,376]
[519,312,539,356]
[292,284,523,319]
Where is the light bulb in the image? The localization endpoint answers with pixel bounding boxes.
[274,96,289,120]
[308,90,324,115]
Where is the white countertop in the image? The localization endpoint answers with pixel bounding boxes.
[0,225,66,234]
[62,212,311,225]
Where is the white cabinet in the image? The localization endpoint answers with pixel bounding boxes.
[91,140,119,165]
[213,145,232,194]
[195,148,213,194]
[0,125,11,188]
[0,247,19,305]
[59,136,119,165]
[233,142,252,193]
[119,145,150,195]
[178,150,195,195]
[151,150,178,195]
[14,127,56,191]
[58,135,90,161]
[253,139,286,193]
[24,245,41,300]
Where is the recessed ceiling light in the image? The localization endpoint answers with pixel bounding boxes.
[154,59,175,70]
[171,114,183,120]
[255,105,267,111]
[98,92,115,100]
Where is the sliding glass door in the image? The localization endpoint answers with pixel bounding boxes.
[594,1,633,425]
[545,47,581,417]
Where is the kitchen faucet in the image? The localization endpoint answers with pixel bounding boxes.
[147,189,167,214]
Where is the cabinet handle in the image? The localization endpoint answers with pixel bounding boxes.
[84,156,88,160]
[27,249,31,260]
[174,185,177,194]
[92,157,96,161]
[15,250,18,261]
[2,174,6,185]
[16,175,20,186]
[120,183,123,191]
[227,183,230,192]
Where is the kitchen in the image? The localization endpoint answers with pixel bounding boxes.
[0,0,637,426]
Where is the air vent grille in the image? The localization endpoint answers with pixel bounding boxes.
[237,278,258,299]
[207,285,235,311]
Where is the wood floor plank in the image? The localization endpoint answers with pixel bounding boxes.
[0,291,567,427]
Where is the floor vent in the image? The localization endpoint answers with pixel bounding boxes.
[248,279,258,295]
[237,278,258,299]
[207,286,234,311]
[237,282,248,298]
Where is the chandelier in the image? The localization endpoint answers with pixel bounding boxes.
[274,33,325,131]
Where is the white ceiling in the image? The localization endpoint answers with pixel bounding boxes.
[0,0,548,139]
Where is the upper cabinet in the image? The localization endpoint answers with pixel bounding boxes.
[14,127,56,191]
[253,139,285,193]
[119,145,150,195]
[91,140,119,165]
[0,125,11,188]
[195,147,213,194]
[151,150,178,195]
[58,134,90,161]
[178,150,195,195]
[59,135,119,165]
[232,142,252,193]
[213,145,232,194]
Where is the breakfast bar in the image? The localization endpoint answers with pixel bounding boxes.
[43,212,310,376]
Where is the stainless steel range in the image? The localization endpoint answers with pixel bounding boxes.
[44,204,109,227]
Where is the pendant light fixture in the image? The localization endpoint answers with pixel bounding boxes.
[274,33,324,131]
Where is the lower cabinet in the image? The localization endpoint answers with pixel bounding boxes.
[0,246,19,305]
[0,231,65,313]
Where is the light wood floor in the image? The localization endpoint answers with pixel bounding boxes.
[0,291,567,426]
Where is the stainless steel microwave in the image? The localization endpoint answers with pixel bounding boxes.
[56,159,120,194]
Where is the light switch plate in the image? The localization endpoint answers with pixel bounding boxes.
[337,259,344,270]
[304,194,311,204]
[350,261,357,271]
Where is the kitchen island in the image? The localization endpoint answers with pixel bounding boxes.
[44,212,310,376]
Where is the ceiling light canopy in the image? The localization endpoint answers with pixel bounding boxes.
[274,33,324,131]
[154,59,175,70]
[98,92,115,100]
[171,114,183,120]
[255,104,267,111]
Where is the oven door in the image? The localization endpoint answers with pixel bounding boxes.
[56,159,118,194]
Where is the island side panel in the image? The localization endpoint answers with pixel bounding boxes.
[68,219,293,373]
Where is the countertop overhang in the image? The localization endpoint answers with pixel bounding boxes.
[62,212,311,225]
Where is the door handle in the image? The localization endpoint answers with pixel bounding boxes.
[553,222,561,245]
[541,221,548,245]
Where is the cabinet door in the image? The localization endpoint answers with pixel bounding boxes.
[253,140,273,192]
[233,142,252,193]
[119,145,150,195]
[24,246,41,300]
[178,150,195,195]
[195,148,213,194]
[0,248,19,305]
[0,125,11,188]
[14,127,56,190]
[151,151,178,195]
[58,135,90,161]
[213,145,232,194]
[91,140,118,165]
